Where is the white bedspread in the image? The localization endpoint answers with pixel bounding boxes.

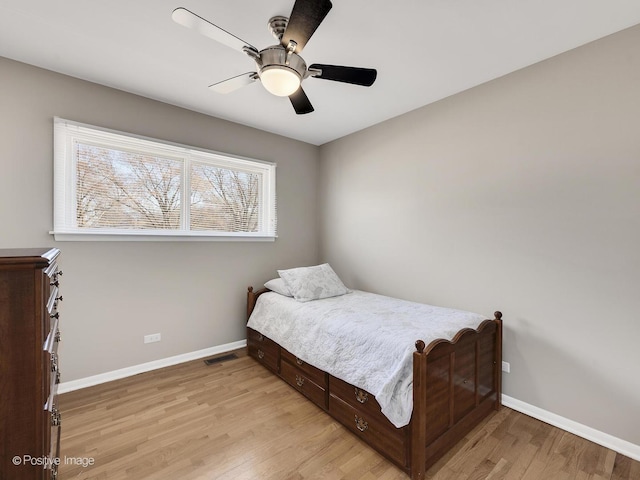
[247,290,486,428]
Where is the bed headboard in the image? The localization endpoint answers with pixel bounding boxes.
[247,286,270,321]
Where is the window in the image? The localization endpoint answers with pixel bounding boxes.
[52,118,276,241]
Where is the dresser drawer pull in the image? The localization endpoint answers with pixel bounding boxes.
[257,349,265,359]
[51,408,62,426]
[51,463,58,480]
[50,312,60,319]
[295,375,305,387]
[355,415,369,432]
[55,330,61,343]
[56,371,61,384]
[355,388,369,404]
[50,353,58,372]
[50,280,59,287]
[257,333,264,342]
[295,357,304,366]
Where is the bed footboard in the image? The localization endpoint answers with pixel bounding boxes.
[411,312,503,479]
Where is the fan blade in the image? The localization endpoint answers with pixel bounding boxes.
[209,73,258,94]
[281,0,332,53]
[289,87,314,114]
[172,7,256,53]
[309,64,377,86]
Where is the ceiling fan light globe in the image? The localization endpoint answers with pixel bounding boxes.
[260,66,301,97]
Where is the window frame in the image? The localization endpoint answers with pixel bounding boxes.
[52,118,277,241]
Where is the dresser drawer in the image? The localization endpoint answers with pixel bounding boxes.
[44,263,62,335]
[41,317,60,411]
[48,360,61,408]
[47,395,61,459]
[329,394,408,468]
[281,349,327,386]
[247,328,279,373]
[280,360,327,409]
[44,289,56,344]
[50,419,61,458]
[49,422,61,480]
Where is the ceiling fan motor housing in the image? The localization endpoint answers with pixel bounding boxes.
[259,46,307,77]
[257,45,307,96]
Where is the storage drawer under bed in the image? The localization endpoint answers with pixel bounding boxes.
[280,348,327,386]
[329,375,393,427]
[280,358,327,409]
[328,375,408,466]
[329,393,408,468]
[246,327,279,373]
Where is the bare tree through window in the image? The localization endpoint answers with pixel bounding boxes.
[75,144,262,233]
[190,163,260,232]
[76,144,181,229]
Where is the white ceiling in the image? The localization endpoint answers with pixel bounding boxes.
[1,1,640,145]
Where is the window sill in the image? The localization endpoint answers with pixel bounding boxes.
[49,231,277,242]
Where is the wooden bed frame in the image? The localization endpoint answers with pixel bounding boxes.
[247,286,502,479]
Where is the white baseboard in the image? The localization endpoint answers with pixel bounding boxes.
[502,394,640,462]
[58,340,246,394]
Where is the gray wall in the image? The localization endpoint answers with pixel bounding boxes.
[319,25,640,445]
[0,57,320,381]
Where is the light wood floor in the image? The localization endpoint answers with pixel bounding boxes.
[58,350,640,480]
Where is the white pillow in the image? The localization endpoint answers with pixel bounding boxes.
[277,263,349,302]
[264,278,293,297]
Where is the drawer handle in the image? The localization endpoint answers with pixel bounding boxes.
[50,353,58,372]
[56,371,61,384]
[257,349,265,359]
[355,415,368,432]
[50,280,59,287]
[257,334,264,342]
[55,330,61,343]
[355,388,368,404]
[51,464,58,480]
[50,312,60,319]
[51,408,61,426]
[295,375,305,387]
[296,357,304,366]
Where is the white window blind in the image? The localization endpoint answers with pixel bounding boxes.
[52,118,277,241]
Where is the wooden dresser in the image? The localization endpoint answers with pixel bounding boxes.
[0,248,62,480]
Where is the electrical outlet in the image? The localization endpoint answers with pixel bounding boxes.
[144,333,161,344]
[502,361,510,373]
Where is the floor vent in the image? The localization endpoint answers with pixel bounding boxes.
[203,353,239,366]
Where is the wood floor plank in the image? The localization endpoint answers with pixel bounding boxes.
[612,453,640,480]
[58,351,640,479]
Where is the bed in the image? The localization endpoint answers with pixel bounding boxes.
[245,265,502,480]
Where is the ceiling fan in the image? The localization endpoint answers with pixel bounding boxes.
[172,0,377,114]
